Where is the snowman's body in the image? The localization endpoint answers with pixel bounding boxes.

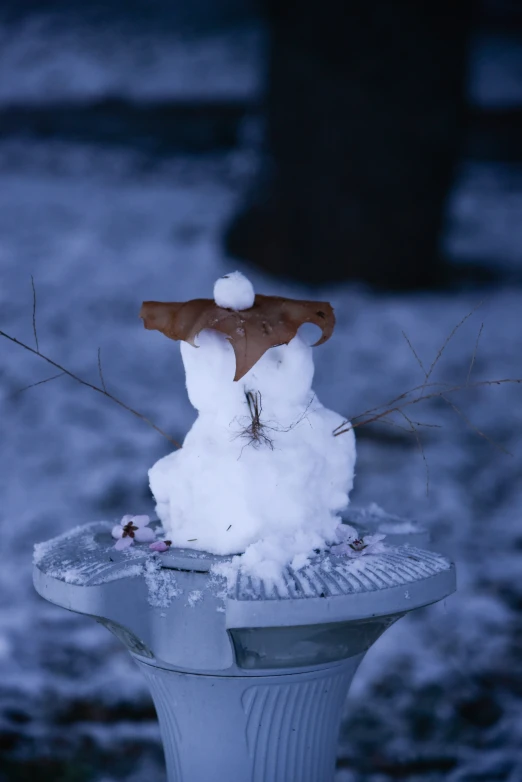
[149,274,356,580]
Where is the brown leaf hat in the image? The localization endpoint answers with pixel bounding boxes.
[140,294,335,381]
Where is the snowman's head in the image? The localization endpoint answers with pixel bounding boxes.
[141,271,334,416]
[181,328,315,416]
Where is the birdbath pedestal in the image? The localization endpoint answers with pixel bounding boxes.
[34,521,455,782]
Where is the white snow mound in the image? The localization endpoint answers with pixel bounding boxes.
[149,275,356,581]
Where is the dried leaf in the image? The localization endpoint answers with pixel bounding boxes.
[140,294,335,380]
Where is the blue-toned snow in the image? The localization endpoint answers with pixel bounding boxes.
[0,16,521,782]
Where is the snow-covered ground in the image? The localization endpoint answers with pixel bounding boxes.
[0,19,521,782]
[1,12,522,108]
[0,16,263,104]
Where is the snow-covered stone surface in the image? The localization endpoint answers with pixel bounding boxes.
[32,518,453,629]
[230,545,451,601]
[33,520,450,600]
[1,26,522,782]
[33,522,154,587]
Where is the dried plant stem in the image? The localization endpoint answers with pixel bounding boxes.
[97,347,107,393]
[0,329,181,448]
[403,318,509,457]
[401,330,426,375]
[334,378,522,437]
[14,372,65,395]
[335,380,450,431]
[418,303,483,398]
[379,417,442,435]
[398,409,430,495]
[236,390,316,452]
[467,322,484,385]
[31,275,39,353]
[334,314,519,492]
[241,390,275,449]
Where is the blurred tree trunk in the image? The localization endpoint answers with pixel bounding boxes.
[225,0,476,289]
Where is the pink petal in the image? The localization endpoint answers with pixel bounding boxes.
[135,526,155,543]
[150,540,169,552]
[114,537,133,550]
[111,525,124,540]
[132,515,151,529]
[120,514,134,525]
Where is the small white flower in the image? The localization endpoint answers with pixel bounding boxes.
[111,515,155,550]
[331,533,386,558]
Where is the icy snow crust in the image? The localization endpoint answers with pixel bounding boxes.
[33,522,184,609]
[231,546,451,601]
[33,520,450,608]
[149,314,356,579]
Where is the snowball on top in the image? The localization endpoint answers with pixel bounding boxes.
[213,271,255,311]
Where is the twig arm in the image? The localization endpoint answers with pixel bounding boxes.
[0,329,181,448]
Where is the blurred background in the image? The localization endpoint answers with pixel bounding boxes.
[0,0,521,780]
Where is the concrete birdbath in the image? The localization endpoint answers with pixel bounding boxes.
[33,272,456,782]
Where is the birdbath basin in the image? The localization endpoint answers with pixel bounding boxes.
[33,520,455,782]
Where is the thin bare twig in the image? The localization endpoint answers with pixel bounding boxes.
[97,347,107,393]
[402,331,427,375]
[335,307,518,462]
[379,417,442,433]
[333,380,452,433]
[274,393,315,433]
[398,409,430,495]
[333,378,522,437]
[382,328,434,489]
[400,327,458,490]
[339,317,499,492]
[0,329,181,448]
[377,417,420,436]
[467,323,484,385]
[419,303,483,398]
[31,275,39,353]
[14,372,65,395]
[406,420,443,429]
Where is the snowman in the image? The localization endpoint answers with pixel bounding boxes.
[141,272,356,581]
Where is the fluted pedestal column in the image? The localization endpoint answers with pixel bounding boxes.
[137,657,361,782]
